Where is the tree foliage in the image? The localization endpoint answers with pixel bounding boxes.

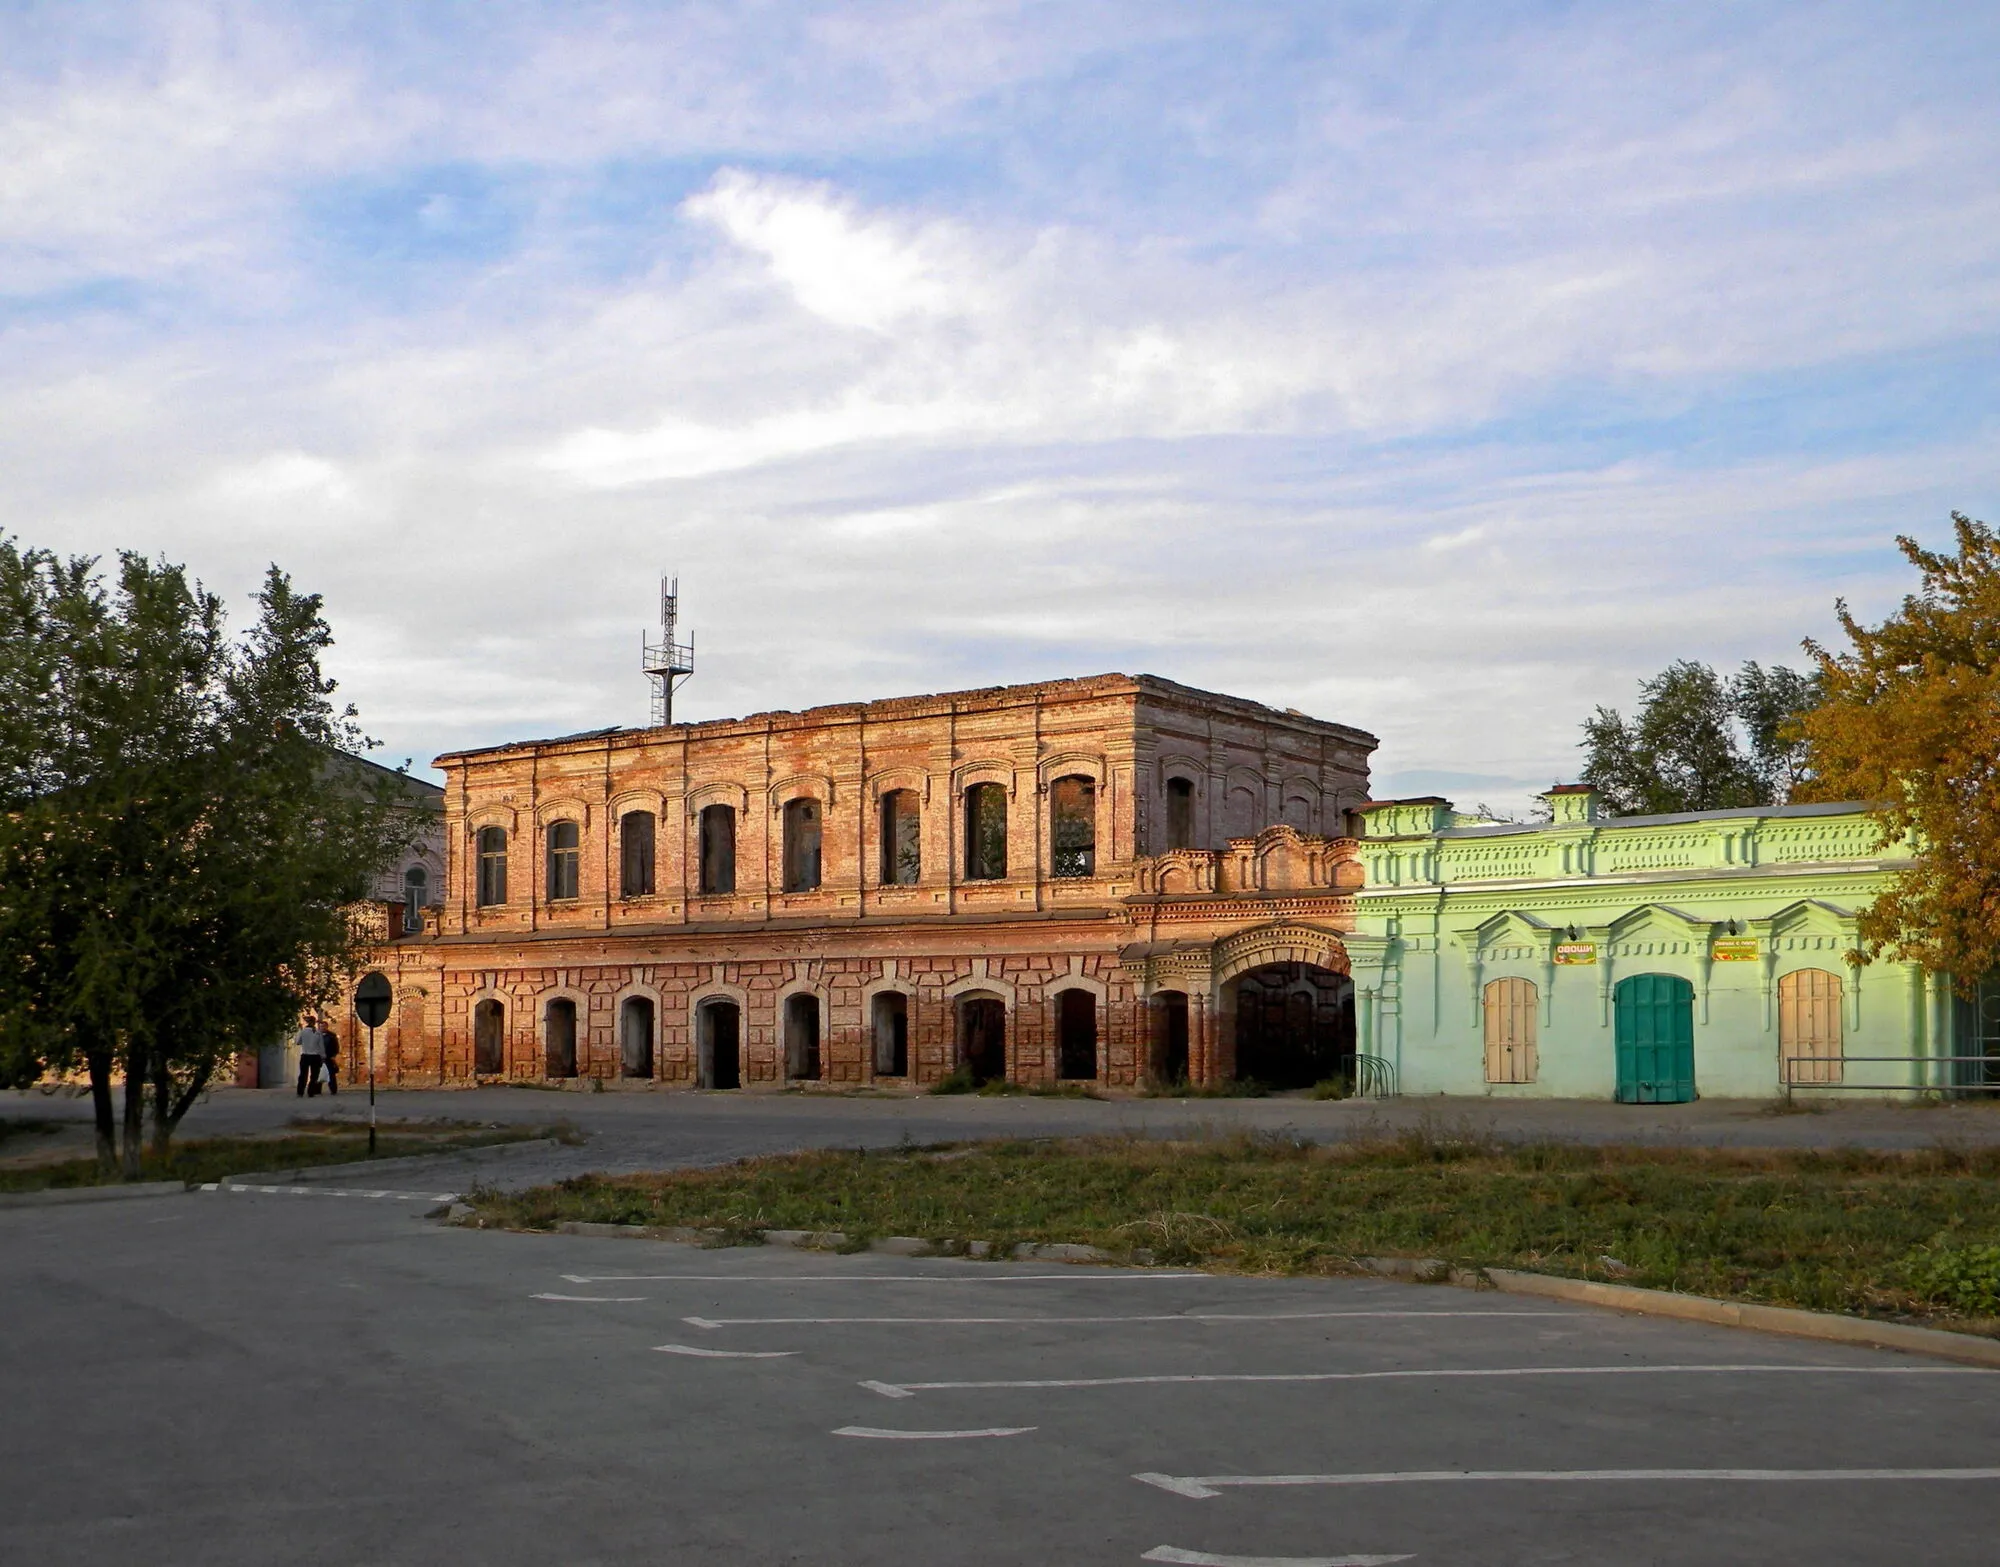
[1580,658,1822,816]
[0,540,427,1173]
[1797,514,2000,986]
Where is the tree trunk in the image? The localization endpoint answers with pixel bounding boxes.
[149,1047,173,1162]
[164,1060,214,1141]
[86,1051,116,1174]
[120,1040,145,1181]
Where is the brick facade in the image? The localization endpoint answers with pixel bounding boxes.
[354,674,1377,1090]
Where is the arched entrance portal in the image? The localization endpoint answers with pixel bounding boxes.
[698,999,741,1090]
[620,997,654,1079]
[1226,962,1354,1089]
[957,994,1007,1085]
[473,999,505,1076]
[1150,991,1189,1086]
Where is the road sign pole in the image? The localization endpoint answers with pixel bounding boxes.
[351,971,393,1161]
[368,1023,378,1156]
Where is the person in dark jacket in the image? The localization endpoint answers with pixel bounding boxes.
[320,1025,340,1095]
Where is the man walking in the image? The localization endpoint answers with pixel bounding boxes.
[295,1015,324,1097]
[320,1022,340,1095]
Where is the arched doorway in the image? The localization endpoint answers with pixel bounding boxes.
[1226,962,1353,1089]
[620,996,654,1079]
[698,999,741,1090]
[473,999,505,1076]
[544,998,578,1080]
[871,992,908,1078]
[956,994,1006,1085]
[1614,973,1695,1103]
[1056,989,1098,1080]
[785,994,822,1081]
[1150,991,1189,1085]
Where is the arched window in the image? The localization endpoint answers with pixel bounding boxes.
[698,804,736,895]
[545,820,580,902]
[475,827,508,906]
[402,866,427,933]
[1050,775,1096,878]
[871,992,908,1077]
[619,996,654,1079]
[1166,777,1195,850]
[880,789,921,885]
[620,810,655,898]
[1483,977,1538,1084]
[964,783,1007,881]
[783,797,822,893]
[544,997,577,1079]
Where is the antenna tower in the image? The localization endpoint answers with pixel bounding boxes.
[642,575,694,727]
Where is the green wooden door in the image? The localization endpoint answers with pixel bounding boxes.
[1614,973,1696,1103]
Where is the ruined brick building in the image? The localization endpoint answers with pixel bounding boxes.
[358,675,1380,1091]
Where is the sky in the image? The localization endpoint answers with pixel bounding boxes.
[4,2,1997,810]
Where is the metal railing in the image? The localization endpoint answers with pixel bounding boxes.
[1782,1054,2000,1098]
[1353,1053,1399,1099]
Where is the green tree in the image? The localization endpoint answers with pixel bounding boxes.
[1798,514,2000,985]
[0,540,425,1174]
[1580,658,1822,816]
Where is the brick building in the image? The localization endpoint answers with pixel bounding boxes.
[358,674,1379,1091]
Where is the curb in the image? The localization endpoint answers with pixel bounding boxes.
[1482,1266,2000,1370]
[0,1180,188,1210]
[221,1136,561,1189]
[540,1220,1137,1264]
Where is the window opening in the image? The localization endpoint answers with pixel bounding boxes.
[698,804,736,895]
[964,783,1007,881]
[1056,989,1098,1080]
[880,789,922,885]
[402,866,427,933]
[1152,990,1189,1084]
[620,811,656,898]
[783,798,823,893]
[1050,775,1096,878]
[872,992,909,1077]
[476,827,508,907]
[957,995,1007,1085]
[546,820,580,902]
[1166,777,1195,850]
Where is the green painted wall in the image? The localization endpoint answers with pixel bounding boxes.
[1349,789,1955,1100]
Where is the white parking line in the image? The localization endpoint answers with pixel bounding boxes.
[684,1310,1570,1329]
[533,1293,647,1302]
[560,1272,1206,1284]
[206,1183,457,1202]
[653,1343,797,1359]
[832,1426,1036,1440]
[863,1363,1990,1398]
[1142,1548,1412,1566]
[1134,1468,2000,1499]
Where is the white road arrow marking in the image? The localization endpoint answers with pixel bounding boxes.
[652,1343,797,1359]
[832,1426,1036,1440]
[532,1293,646,1302]
[1141,1548,1412,1566]
[682,1310,1566,1328]
[1133,1468,2000,1499]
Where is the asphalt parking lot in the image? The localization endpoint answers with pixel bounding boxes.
[5,1183,1997,1566]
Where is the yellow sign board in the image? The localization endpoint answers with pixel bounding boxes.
[1713,937,1760,962]
[1553,943,1597,965]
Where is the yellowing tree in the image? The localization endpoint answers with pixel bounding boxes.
[1800,513,2000,985]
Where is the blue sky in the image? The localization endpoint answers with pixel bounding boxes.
[3,2,1997,806]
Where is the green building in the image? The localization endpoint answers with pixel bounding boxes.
[1347,786,1978,1101]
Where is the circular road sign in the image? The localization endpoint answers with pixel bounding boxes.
[353,972,393,1029]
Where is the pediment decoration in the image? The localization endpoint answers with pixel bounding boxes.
[1213,921,1351,982]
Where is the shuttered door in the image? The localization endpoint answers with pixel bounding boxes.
[1614,973,1696,1103]
[1778,969,1843,1085]
[1483,977,1538,1084]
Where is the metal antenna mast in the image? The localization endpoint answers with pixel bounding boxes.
[642,575,694,727]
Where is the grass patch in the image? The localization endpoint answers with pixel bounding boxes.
[468,1123,2000,1334]
[0,1119,564,1192]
